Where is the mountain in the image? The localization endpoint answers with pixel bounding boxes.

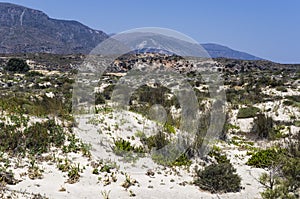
[0,3,262,60]
[109,32,262,60]
[201,43,261,60]
[109,32,210,57]
[0,3,108,54]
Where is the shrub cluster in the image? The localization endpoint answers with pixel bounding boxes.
[258,133,300,198]
[0,118,65,155]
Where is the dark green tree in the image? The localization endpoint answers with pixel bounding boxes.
[5,58,30,73]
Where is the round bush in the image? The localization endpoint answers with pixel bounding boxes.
[5,58,29,73]
[194,162,241,193]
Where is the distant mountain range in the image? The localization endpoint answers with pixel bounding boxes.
[201,43,261,60]
[0,2,262,60]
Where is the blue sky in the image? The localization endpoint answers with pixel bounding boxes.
[2,0,300,63]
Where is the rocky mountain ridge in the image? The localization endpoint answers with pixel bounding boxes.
[0,3,263,61]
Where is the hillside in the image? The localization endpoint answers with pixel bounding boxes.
[202,43,261,60]
[0,3,108,54]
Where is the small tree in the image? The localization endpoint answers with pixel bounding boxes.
[5,58,29,73]
[259,131,300,199]
[259,163,299,199]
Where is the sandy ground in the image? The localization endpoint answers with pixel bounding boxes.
[5,110,266,199]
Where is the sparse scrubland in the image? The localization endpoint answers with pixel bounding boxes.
[0,54,299,198]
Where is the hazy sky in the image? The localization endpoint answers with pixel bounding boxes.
[2,0,300,63]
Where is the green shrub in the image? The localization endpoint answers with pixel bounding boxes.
[92,168,99,175]
[141,133,191,166]
[129,84,180,125]
[237,106,260,118]
[286,95,300,103]
[4,58,29,73]
[24,122,50,154]
[252,113,275,139]
[67,164,81,184]
[258,131,300,198]
[24,119,65,154]
[100,164,112,173]
[63,134,81,153]
[141,132,169,151]
[276,86,287,92]
[45,119,65,147]
[282,158,300,194]
[283,100,294,106]
[259,157,300,199]
[164,123,176,134]
[0,118,65,154]
[208,146,230,164]
[194,162,241,193]
[171,153,192,166]
[0,95,71,118]
[25,71,44,77]
[150,146,189,167]
[95,93,105,105]
[246,148,284,168]
[0,126,23,154]
[113,138,144,155]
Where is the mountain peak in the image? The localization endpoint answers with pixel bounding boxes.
[0,3,108,54]
[0,2,48,26]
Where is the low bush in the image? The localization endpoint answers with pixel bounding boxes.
[246,148,284,168]
[67,164,81,184]
[25,71,44,77]
[252,113,275,139]
[237,106,260,118]
[141,131,170,151]
[164,123,176,134]
[194,162,241,193]
[283,100,294,106]
[170,153,192,167]
[208,146,230,164]
[0,118,65,155]
[286,95,300,103]
[276,86,287,92]
[113,138,144,155]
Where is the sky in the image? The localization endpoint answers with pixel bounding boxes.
[2,0,300,63]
